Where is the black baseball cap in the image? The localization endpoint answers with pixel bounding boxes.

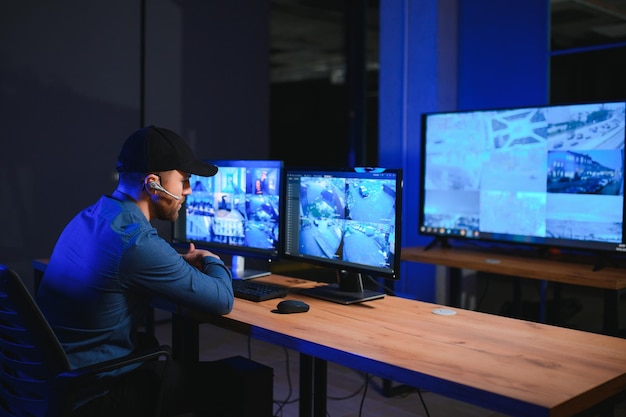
[117,126,218,177]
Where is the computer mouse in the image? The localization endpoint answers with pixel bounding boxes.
[276,299,310,314]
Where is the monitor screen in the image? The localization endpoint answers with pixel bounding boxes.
[172,160,283,279]
[419,101,626,254]
[282,167,402,304]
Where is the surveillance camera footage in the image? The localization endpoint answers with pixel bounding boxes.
[182,161,282,253]
[420,101,625,251]
[284,168,400,276]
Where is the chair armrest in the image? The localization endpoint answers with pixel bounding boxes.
[57,344,171,379]
[48,345,172,417]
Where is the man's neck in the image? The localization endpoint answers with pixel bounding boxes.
[113,187,152,221]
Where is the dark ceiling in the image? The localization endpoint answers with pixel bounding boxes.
[270,0,626,84]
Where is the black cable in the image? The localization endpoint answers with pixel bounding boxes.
[416,388,431,417]
[272,347,296,417]
[365,274,396,296]
[246,337,295,417]
[327,369,367,401]
[476,274,491,310]
[358,374,371,417]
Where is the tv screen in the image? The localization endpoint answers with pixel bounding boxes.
[419,101,625,254]
[172,160,283,278]
[282,167,402,304]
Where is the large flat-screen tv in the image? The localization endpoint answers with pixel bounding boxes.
[282,167,402,304]
[172,160,283,279]
[419,100,625,258]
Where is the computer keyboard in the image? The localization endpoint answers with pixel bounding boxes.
[232,279,289,302]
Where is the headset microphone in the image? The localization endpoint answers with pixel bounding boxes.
[147,181,181,200]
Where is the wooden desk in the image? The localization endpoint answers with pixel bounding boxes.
[180,275,626,417]
[401,246,626,334]
[32,260,626,416]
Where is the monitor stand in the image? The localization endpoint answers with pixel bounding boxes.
[424,236,451,251]
[231,256,271,280]
[297,270,385,305]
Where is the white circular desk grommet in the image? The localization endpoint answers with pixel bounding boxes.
[432,308,457,316]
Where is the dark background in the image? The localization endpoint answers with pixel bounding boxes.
[1,0,624,301]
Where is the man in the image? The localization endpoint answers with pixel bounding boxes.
[36,126,234,416]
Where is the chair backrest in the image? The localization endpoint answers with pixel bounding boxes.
[0,265,71,417]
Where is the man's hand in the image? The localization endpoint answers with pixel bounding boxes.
[181,242,220,270]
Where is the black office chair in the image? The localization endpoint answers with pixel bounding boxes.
[0,265,172,417]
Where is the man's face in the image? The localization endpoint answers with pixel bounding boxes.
[152,170,191,221]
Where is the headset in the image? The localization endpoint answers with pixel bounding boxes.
[147,181,181,200]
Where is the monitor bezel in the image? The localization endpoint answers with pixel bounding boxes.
[171,159,284,261]
[281,166,403,281]
[418,100,626,255]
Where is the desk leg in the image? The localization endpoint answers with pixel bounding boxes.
[512,277,523,318]
[539,280,547,323]
[603,289,622,336]
[449,267,462,307]
[313,358,327,417]
[171,313,199,363]
[299,354,327,417]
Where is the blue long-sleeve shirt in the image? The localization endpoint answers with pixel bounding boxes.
[36,194,233,371]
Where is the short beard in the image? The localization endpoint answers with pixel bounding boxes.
[154,198,181,222]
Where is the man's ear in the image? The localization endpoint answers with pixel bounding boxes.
[143,173,160,186]
[143,173,162,195]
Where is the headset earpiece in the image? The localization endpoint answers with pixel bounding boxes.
[146,180,181,200]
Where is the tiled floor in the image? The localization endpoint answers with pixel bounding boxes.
[153,273,626,417]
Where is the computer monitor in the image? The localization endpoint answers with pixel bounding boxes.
[172,160,283,279]
[282,167,403,304]
[419,100,625,261]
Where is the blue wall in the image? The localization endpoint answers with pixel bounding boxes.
[379,0,549,302]
[457,0,550,110]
